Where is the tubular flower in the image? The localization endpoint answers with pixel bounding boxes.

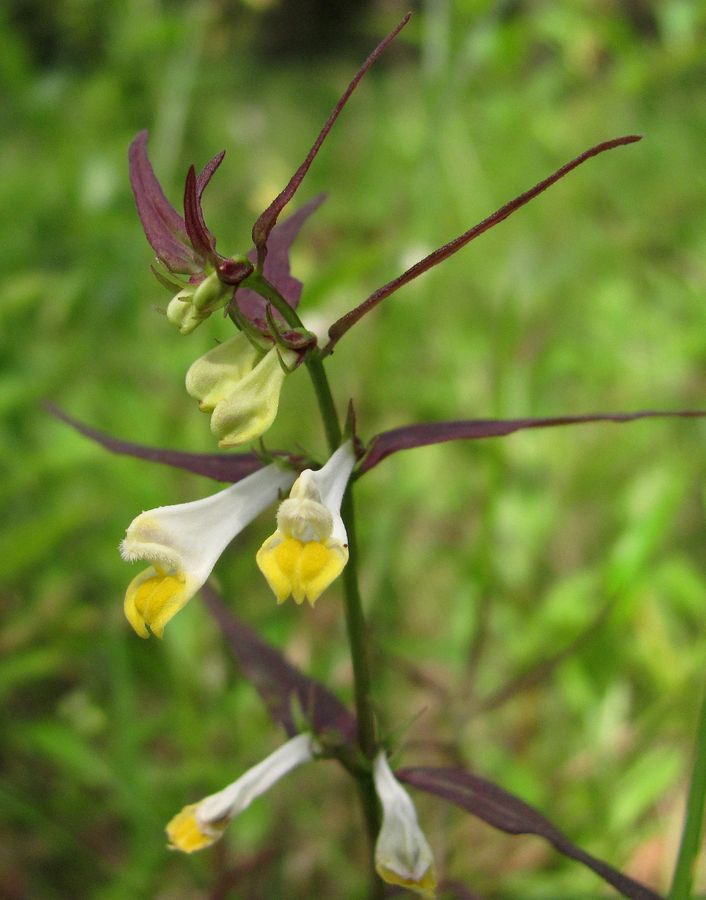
[120,463,295,638]
[186,333,297,448]
[373,752,437,898]
[256,441,356,606]
[167,733,319,853]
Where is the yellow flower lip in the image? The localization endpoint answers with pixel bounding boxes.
[166,803,226,853]
[256,442,356,606]
[123,566,189,639]
[257,535,348,606]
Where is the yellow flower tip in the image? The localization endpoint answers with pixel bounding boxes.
[256,535,348,606]
[376,862,437,898]
[123,566,188,639]
[166,803,226,854]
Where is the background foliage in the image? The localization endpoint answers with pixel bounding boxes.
[2,0,706,897]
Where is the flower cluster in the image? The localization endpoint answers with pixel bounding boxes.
[70,9,702,898]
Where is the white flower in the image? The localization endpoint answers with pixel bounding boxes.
[186,331,297,447]
[166,733,319,853]
[120,463,295,638]
[373,752,436,897]
[256,441,356,605]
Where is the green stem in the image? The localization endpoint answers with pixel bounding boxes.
[235,273,382,893]
[669,680,706,900]
[304,350,382,896]
[305,354,341,450]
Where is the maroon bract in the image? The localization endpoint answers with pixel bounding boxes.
[129,130,230,278]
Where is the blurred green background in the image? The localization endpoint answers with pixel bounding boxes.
[2,0,706,897]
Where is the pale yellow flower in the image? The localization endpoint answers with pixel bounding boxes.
[186,332,296,447]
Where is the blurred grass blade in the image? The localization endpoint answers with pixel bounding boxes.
[669,681,706,900]
[397,766,663,900]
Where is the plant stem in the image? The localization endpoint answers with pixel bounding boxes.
[305,351,382,896]
[669,679,706,900]
[306,354,341,450]
[236,274,382,893]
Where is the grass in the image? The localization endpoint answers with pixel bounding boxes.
[2,1,706,896]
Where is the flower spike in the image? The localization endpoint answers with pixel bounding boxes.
[167,733,319,853]
[251,14,411,269]
[324,135,642,354]
[257,441,356,605]
[120,463,295,638]
[373,752,437,897]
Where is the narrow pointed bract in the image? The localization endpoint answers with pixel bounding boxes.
[120,464,296,637]
[257,441,355,605]
[373,752,437,898]
[167,733,319,853]
[324,136,642,354]
[251,14,411,268]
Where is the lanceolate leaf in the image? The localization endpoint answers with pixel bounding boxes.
[397,767,663,900]
[236,194,326,323]
[202,585,356,745]
[251,14,411,268]
[324,136,641,354]
[47,404,265,483]
[359,410,706,473]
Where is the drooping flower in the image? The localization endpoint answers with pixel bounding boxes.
[373,752,437,898]
[257,441,356,606]
[185,332,297,447]
[120,463,295,638]
[167,733,319,853]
